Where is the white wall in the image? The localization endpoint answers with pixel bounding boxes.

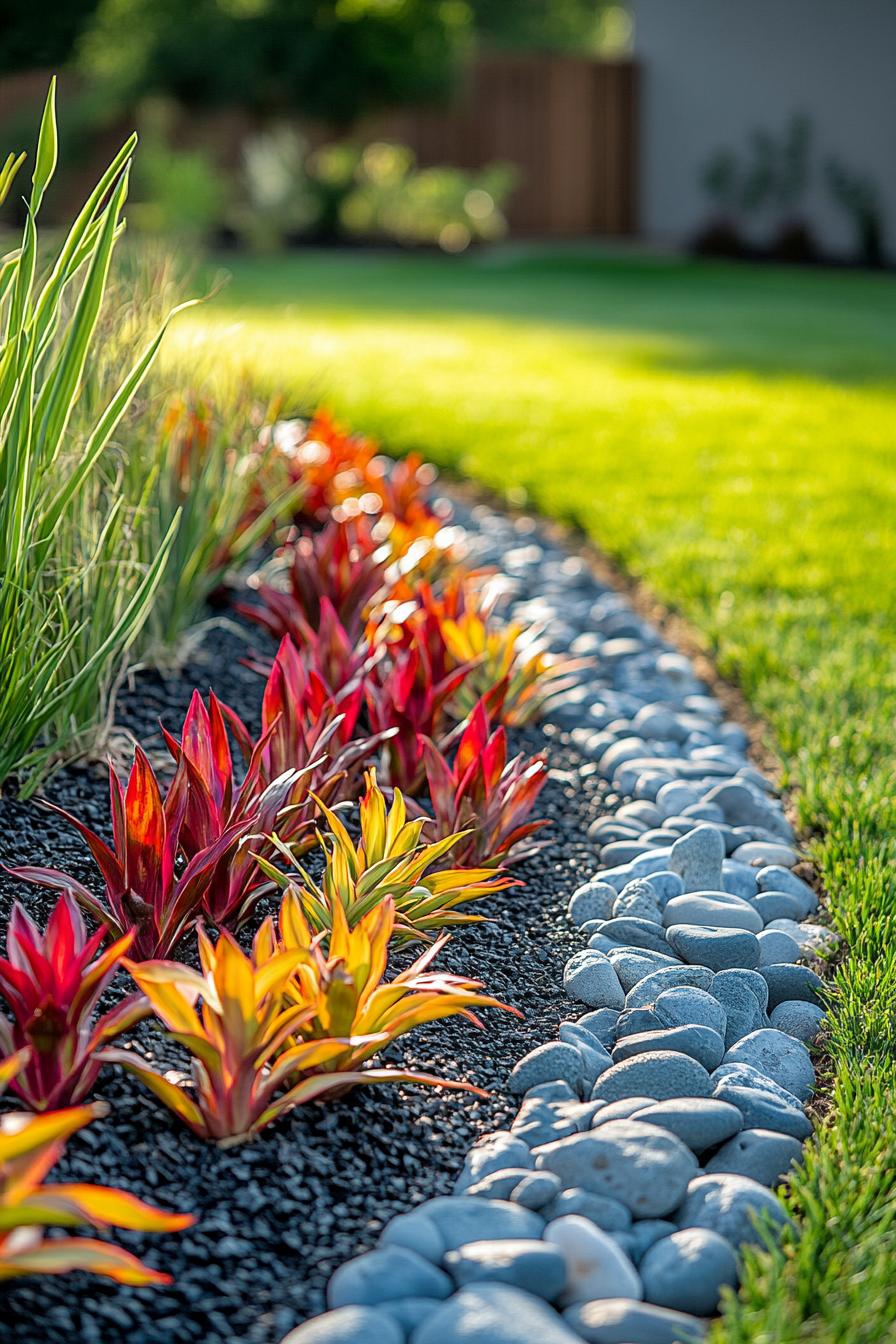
[630,0,896,258]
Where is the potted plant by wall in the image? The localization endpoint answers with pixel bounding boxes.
[693,148,747,258]
[759,115,818,263]
[826,158,887,269]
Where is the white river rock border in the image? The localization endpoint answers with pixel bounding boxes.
[283,498,833,1344]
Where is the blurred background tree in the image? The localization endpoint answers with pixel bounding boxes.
[0,1,623,125]
[77,0,473,128]
[471,0,626,54]
[0,0,624,246]
[0,0,100,74]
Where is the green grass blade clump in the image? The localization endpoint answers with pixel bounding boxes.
[57,240,303,673]
[130,385,302,657]
[0,80,179,795]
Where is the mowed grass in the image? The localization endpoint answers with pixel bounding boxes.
[166,249,896,1342]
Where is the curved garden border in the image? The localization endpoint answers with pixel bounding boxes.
[287,494,834,1344]
[0,480,834,1344]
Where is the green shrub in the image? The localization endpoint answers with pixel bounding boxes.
[131,101,228,244]
[826,158,887,268]
[338,144,516,250]
[232,130,516,252]
[79,0,471,128]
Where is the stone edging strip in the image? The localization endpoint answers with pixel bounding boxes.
[285,498,834,1344]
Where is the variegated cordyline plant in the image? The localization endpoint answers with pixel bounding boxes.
[0,893,148,1111]
[161,683,367,930]
[258,769,515,944]
[418,698,550,868]
[242,601,378,738]
[441,591,590,726]
[256,891,520,1074]
[380,571,588,728]
[6,746,257,960]
[238,515,393,642]
[161,644,385,931]
[364,631,473,794]
[0,1050,192,1282]
[261,409,379,526]
[109,921,491,1147]
[240,634,379,779]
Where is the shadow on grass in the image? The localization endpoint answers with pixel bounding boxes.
[203,248,896,390]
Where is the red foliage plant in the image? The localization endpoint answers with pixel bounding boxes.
[370,575,506,721]
[8,675,380,955]
[238,516,392,642]
[0,1051,193,1283]
[163,681,376,930]
[6,748,254,960]
[364,630,472,795]
[240,635,385,799]
[251,633,372,766]
[264,408,380,525]
[362,451,438,525]
[255,409,453,575]
[160,690,312,930]
[369,581,456,687]
[420,700,550,868]
[0,894,148,1111]
[243,602,378,741]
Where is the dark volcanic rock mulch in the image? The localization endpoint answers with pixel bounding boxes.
[0,617,604,1344]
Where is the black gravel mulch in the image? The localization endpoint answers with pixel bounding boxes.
[0,614,606,1344]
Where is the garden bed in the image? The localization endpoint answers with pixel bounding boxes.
[1,491,831,1344]
[0,574,603,1344]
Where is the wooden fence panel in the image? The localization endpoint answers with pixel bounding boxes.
[371,55,638,237]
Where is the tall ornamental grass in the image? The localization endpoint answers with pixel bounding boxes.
[0,81,184,795]
[72,248,300,666]
[130,380,303,658]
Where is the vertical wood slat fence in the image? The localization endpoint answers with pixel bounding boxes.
[371,55,638,238]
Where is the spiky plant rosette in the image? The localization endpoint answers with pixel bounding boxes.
[260,409,379,525]
[107,928,367,1146]
[363,633,473,794]
[258,769,515,943]
[162,682,377,930]
[242,602,380,737]
[0,893,148,1111]
[109,915,496,1147]
[6,747,253,960]
[240,634,380,777]
[256,890,520,1074]
[418,698,550,868]
[237,515,393,643]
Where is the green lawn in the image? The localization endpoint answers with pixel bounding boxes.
[167,248,896,1343]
